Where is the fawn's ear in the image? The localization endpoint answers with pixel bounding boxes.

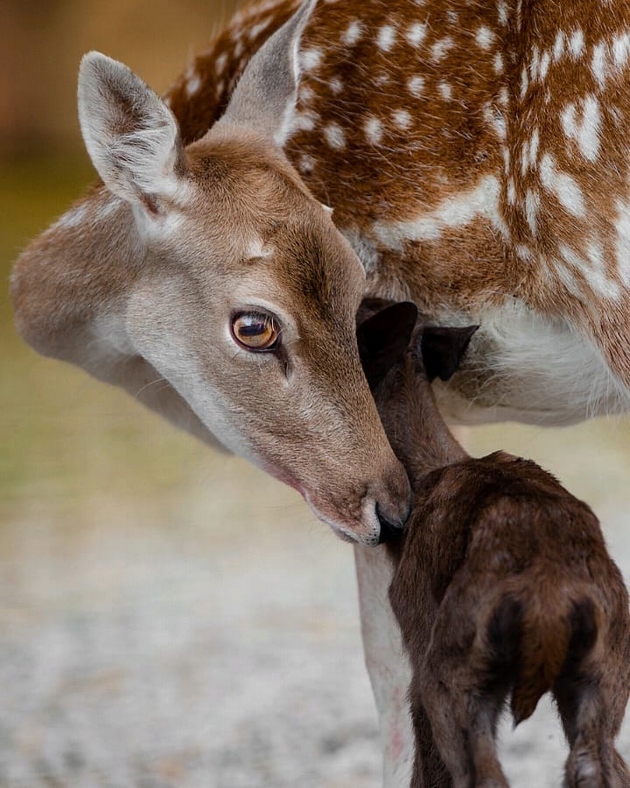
[215,0,317,146]
[420,325,479,382]
[357,302,419,389]
[78,52,186,214]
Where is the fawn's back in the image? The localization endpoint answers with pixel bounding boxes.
[392,451,629,685]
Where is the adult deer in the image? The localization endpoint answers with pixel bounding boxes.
[10,0,630,784]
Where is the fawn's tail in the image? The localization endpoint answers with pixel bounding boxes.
[486,592,599,726]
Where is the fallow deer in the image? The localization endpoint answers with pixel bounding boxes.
[11,0,630,783]
[358,299,630,788]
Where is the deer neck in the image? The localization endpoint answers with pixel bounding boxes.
[379,361,468,485]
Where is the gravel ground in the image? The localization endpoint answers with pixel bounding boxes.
[2,425,630,788]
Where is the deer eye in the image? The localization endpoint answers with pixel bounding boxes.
[231,311,280,351]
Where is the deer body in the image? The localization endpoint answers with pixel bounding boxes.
[358,302,630,787]
[162,0,630,426]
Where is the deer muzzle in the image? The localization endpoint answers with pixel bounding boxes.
[304,460,412,546]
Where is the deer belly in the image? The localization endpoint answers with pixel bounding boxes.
[432,298,630,426]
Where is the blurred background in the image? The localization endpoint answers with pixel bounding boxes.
[1,2,630,786]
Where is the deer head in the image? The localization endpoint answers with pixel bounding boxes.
[10,0,411,545]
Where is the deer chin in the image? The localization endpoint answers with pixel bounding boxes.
[259,459,383,545]
[302,491,383,546]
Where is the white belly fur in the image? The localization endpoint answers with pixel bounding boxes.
[433,298,630,426]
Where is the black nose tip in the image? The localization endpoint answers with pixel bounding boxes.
[376,502,410,544]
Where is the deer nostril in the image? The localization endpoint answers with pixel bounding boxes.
[376,501,411,544]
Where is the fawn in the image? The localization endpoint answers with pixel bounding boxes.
[357,299,630,788]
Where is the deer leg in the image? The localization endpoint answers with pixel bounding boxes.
[420,647,509,788]
[354,545,415,788]
[408,683,452,788]
[555,671,630,788]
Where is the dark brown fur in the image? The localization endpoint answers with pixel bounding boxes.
[358,302,630,788]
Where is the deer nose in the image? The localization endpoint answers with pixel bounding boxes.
[376,499,412,544]
[371,470,412,544]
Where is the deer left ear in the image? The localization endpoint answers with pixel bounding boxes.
[78,52,186,213]
[357,301,418,389]
[420,325,479,382]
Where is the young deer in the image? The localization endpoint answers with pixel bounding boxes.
[11,0,630,782]
[358,299,630,788]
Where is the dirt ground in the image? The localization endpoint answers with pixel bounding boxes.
[2,414,630,788]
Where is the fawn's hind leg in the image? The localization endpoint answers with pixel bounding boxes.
[408,682,452,788]
[420,647,509,788]
[554,599,630,788]
[555,670,630,787]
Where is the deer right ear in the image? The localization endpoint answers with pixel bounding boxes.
[215,0,317,146]
[78,52,186,214]
[357,302,419,389]
[420,325,479,382]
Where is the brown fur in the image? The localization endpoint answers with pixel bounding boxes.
[164,0,630,383]
[358,302,630,787]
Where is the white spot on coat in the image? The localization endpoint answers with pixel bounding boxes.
[290,110,319,133]
[439,82,452,100]
[540,154,586,217]
[520,66,529,98]
[592,42,608,86]
[342,20,363,46]
[559,243,620,299]
[329,77,343,95]
[374,176,505,246]
[553,31,565,62]
[300,48,323,72]
[431,37,454,62]
[324,122,346,150]
[247,18,273,40]
[299,154,316,174]
[569,29,585,58]
[530,128,540,162]
[612,31,630,69]
[561,96,601,161]
[377,24,396,52]
[406,22,427,47]
[215,52,228,76]
[615,195,630,287]
[476,26,495,50]
[507,178,516,204]
[525,189,540,235]
[186,74,201,97]
[392,109,413,130]
[539,50,551,79]
[408,75,425,97]
[364,116,383,145]
[497,1,508,26]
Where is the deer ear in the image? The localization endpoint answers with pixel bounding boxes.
[420,325,479,382]
[78,52,186,213]
[216,0,317,146]
[357,302,419,389]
